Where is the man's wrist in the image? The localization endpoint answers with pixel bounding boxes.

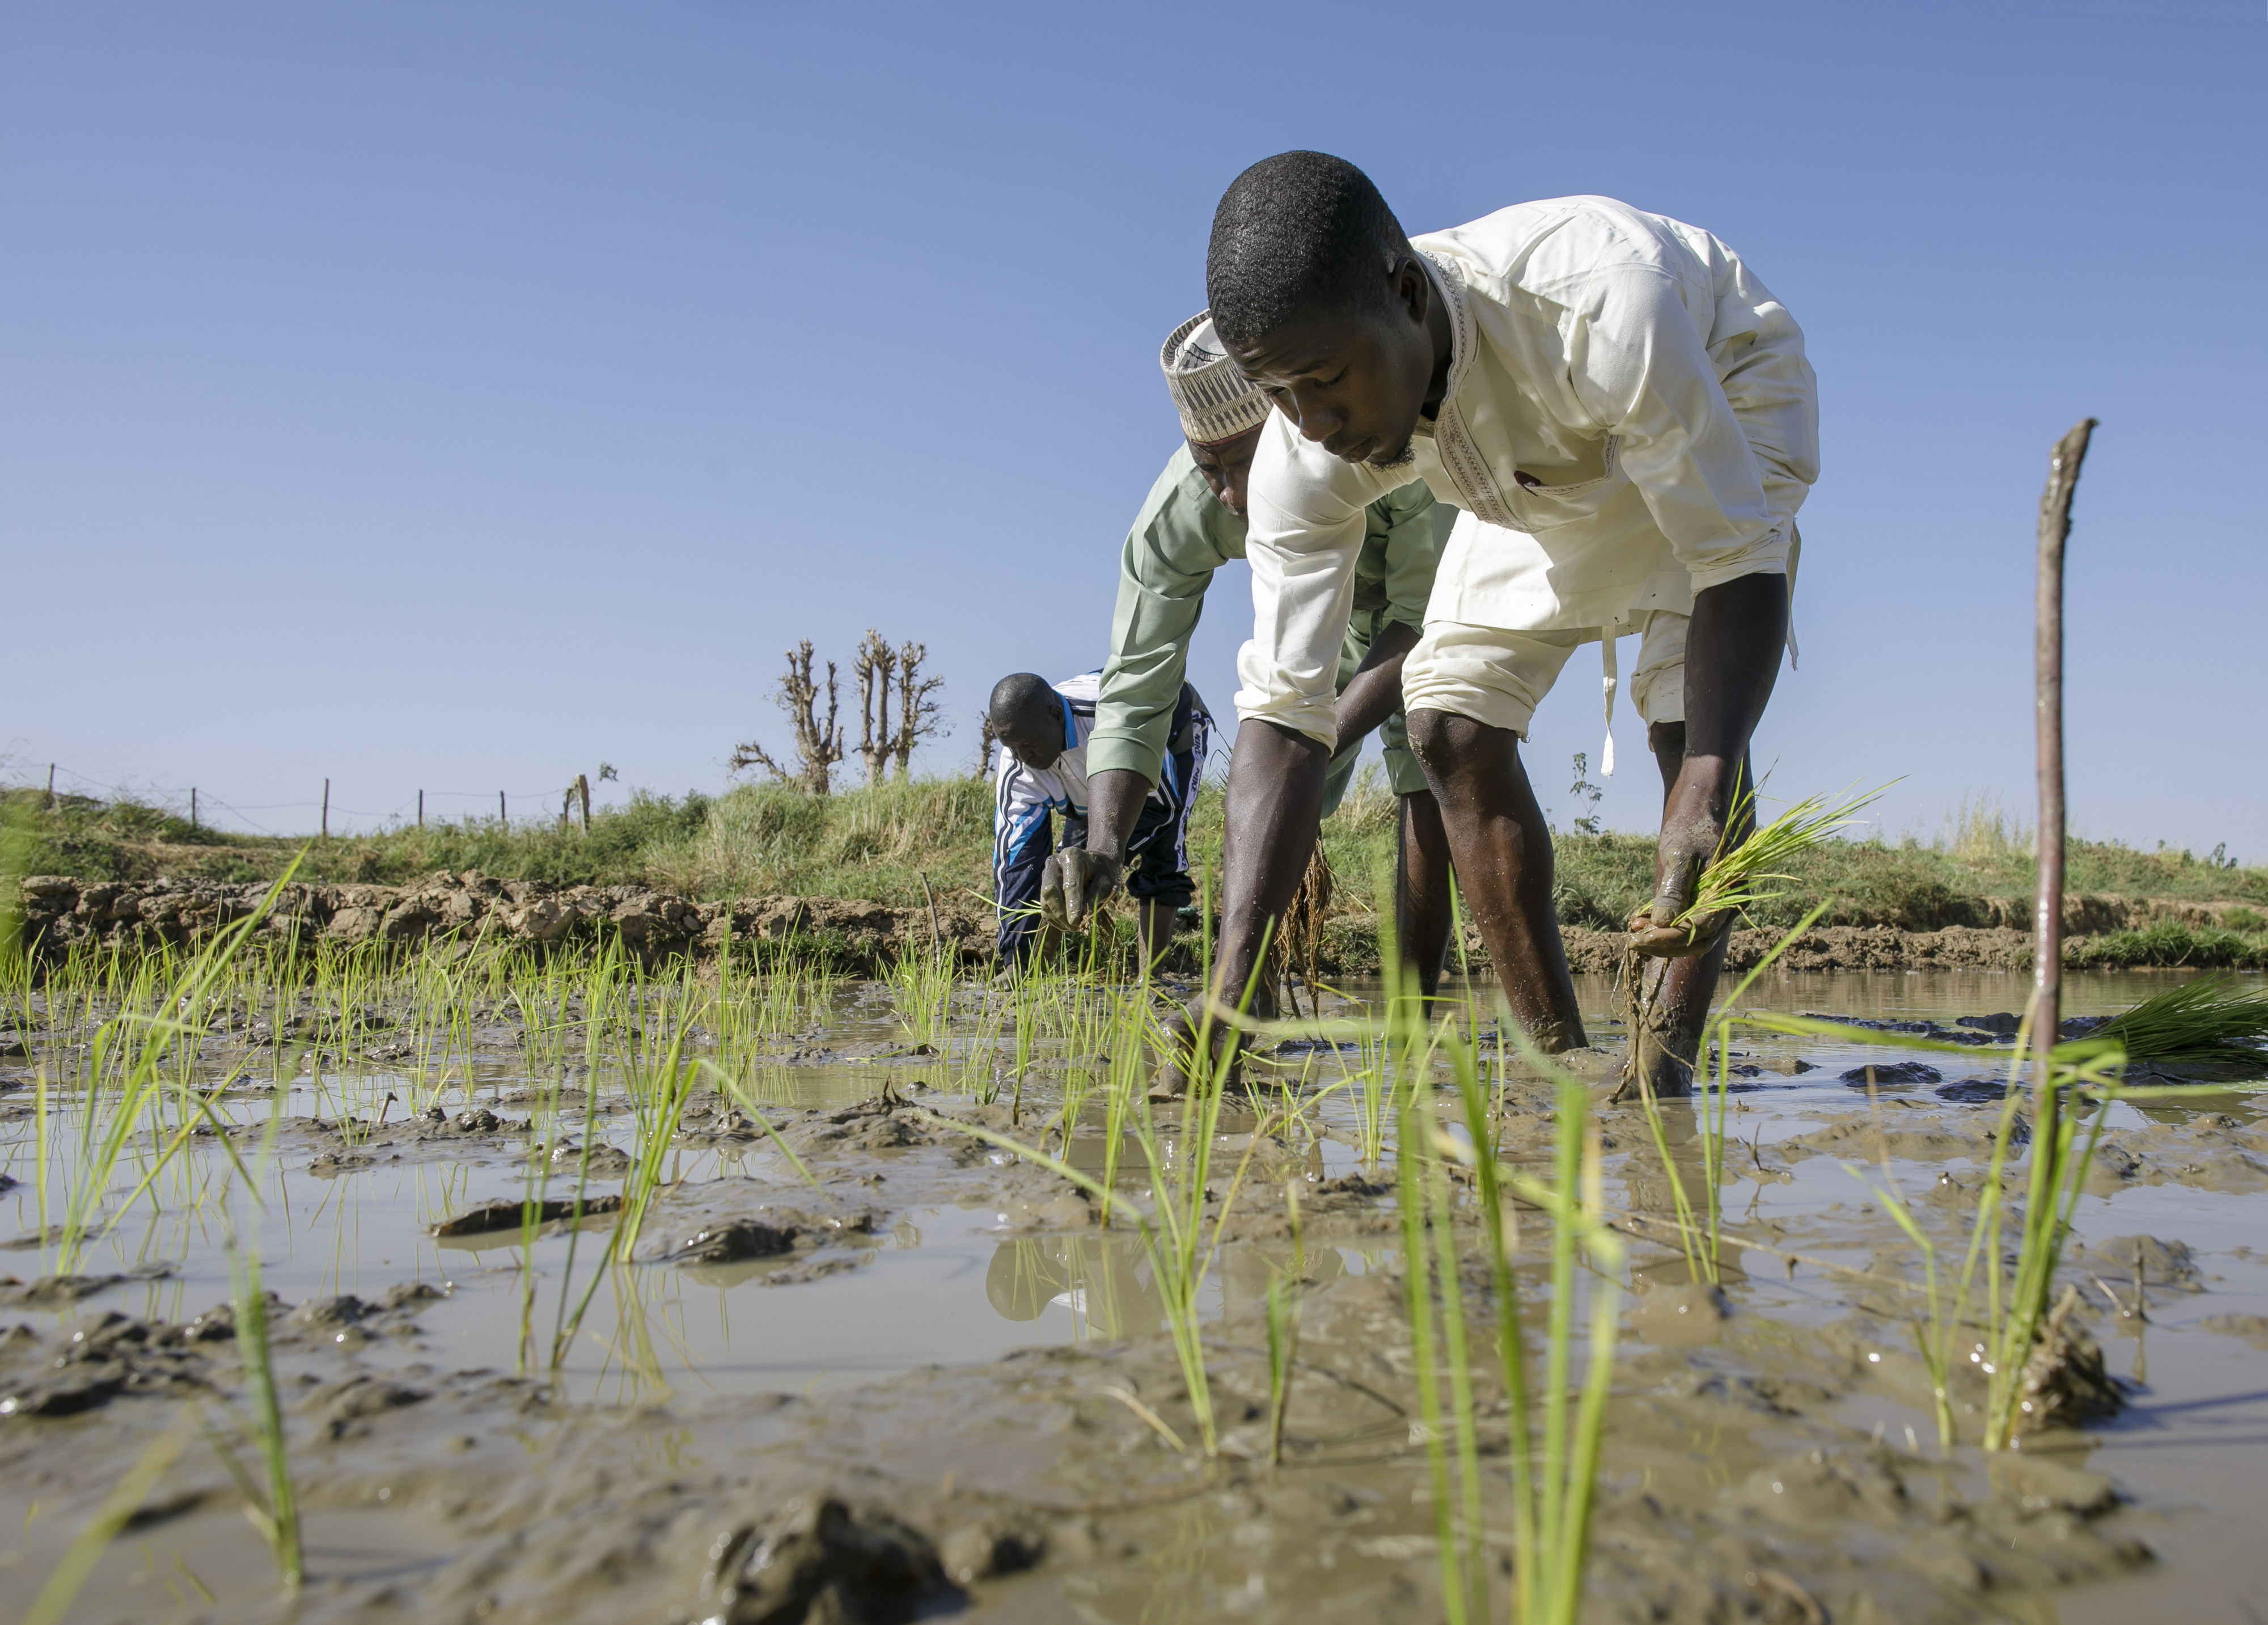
[1667,754,1742,823]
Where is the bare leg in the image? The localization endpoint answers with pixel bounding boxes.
[1406,710,1585,1050]
[1136,899,1177,974]
[1395,789,1455,1001]
[1631,720,1754,1095]
[1153,720,1326,1093]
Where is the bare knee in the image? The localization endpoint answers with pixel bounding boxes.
[1406,707,1452,763]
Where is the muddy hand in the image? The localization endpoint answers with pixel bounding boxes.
[1627,833,1722,959]
[1039,849,1123,933]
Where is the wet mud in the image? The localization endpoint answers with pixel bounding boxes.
[2,967,2265,1623]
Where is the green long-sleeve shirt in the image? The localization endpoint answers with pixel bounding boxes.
[1089,443,1448,786]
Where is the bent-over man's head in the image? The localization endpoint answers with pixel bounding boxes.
[989,672,1067,769]
[1160,311,1270,519]
[1205,151,1444,473]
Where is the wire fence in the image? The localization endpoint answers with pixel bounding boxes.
[5,759,603,840]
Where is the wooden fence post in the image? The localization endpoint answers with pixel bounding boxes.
[191,788,198,830]
[2031,418,2096,1133]
[418,789,424,828]
[321,778,331,840]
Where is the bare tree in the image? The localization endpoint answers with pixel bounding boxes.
[967,709,998,779]
[731,641,844,794]
[891,640,947,778]
[852,629,899,785]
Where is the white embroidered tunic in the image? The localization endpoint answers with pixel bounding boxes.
[1234,195,1819,746]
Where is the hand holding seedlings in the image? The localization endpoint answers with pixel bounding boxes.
[1628,784,1883,958]
[1626,797,1736,958]
[1038,847,1123,933]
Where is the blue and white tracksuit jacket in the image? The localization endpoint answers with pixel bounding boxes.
[993,671,1210,963]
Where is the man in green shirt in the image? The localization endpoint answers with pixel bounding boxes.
[1042,311,1457,1013]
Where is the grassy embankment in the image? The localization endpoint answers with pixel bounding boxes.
[8,778,2267,968]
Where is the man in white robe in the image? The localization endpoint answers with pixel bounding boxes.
[1200,151,1817,1093]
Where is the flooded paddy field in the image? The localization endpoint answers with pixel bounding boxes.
[2,948,2265,1624]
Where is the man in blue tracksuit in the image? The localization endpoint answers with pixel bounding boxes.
[990,668,1209,968]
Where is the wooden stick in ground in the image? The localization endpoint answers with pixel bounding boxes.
[2031,417,2096,1125]
[918,870,943,958]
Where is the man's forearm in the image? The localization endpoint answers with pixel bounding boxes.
[1331,620,1420,759]
[1673,572,1789,811]
[1213,721,1330,1005]
[1084,768,1154,864]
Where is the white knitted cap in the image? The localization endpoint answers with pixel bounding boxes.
[1160,311,1270,446]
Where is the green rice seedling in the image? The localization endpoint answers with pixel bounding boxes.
[1503,1035,1626,1625]
[20,1415,194,1625]
[1847,1152,1958,1448]
[700,1059,821,1190]
[1635,902,1834,1285]
[1264,1182,1304,1467]
[1627,1083,1709,1287]
[1092,989,1149,1230]
[2087,973,2268,1069]
[1738,1002,2125,1449]
[555,1008,700,1361]
[1398,1021,1624,1624]
[888,943,955,1051]
[1660,782,1884,944]
[1447,1034,1536,1611]
[52,865,300,1271]
[922,967,1276,1457]
[1396,1076,1485,1624]
[222,1237,301,1585]
[1985,1027,2122,1449]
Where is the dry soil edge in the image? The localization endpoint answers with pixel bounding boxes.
[9,871,2129,974]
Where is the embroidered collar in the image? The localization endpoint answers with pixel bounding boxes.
[1417,251,1518,531]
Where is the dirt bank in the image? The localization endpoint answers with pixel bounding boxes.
[14,873,995,970]
[16,872,2245,974]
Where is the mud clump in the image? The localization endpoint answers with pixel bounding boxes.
[431,1194,623,1238]
[675,1219,799,1263]
[700,1495,959,1625]
[1839,1061,1943,1088]
[2014,1287,2125,1433]
[665,1209,878,1273]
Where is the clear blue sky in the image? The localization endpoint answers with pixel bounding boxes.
[4,3,2261,856]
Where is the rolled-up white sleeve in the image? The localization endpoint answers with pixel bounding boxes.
[1233,417,1382,746]
[1568,267,1797,592]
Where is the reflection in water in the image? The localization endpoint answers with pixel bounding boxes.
[987,1233,1165,1339]
[985,1232,1348,1341]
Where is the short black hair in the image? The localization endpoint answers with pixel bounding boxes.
[1206,151,1412,349]
[988,672,1058,736]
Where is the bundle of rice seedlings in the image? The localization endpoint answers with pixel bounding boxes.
[1661,783,1884,940]
[1268,842,1335,1015]
[2087,973,2268,1069]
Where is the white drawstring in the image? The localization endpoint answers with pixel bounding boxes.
[1598,621,1622,776]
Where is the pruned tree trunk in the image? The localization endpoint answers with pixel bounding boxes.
[731,641,845,795]
[969,710,998,780]
[853,629,898,785]
[891,640,947,778]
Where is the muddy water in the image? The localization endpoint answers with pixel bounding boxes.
[1,967,2264,1623]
